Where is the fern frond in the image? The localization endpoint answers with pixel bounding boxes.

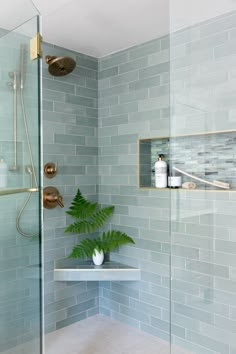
[66,188,98,219]
[90,206,114,229]
[101,230,135,253]
[68,238,102,258]
[65,220,98,234]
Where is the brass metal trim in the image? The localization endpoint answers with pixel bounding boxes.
[43,186,64,209]
[30,33,42,60]
[0,188,38,196]
[44,162,58,178]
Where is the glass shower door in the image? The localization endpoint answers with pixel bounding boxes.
[170,1,236,353]
[0,15,42,354]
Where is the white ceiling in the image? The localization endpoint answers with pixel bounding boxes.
[2,0,236,57]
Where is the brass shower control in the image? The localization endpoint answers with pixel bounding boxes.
[44,162,58,178]
[43,187,64,209]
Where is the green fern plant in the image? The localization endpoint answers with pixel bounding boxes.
[65,188,135,260]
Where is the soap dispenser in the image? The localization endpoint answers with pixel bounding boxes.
[0,158,8,188]
[155,154,167,188]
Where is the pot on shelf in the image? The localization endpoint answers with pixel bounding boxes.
[92,249,104,266]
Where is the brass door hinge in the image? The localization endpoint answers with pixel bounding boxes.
[30,33,42,60]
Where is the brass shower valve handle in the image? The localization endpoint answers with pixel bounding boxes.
[43,187,64,209]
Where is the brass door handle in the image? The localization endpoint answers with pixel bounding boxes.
[43,187,64,209]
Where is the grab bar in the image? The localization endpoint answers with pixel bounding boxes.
[0,187,39,196]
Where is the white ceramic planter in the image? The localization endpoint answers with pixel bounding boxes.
[92,249,104,266]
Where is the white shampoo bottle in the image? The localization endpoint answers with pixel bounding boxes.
[0,159,8,188]
[155,154,167,188]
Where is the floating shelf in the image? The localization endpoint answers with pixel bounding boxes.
[54,261,141,282]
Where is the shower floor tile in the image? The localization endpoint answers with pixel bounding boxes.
[44,315,189,354]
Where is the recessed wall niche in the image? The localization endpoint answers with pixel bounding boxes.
[139,131,236,190]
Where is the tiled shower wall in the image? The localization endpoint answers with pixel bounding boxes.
[98,37,172,341]
[42,43,99,334]
[97,9,236,354]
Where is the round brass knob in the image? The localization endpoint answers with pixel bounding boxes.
[44,162,57,178]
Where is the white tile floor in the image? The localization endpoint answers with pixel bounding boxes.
[2,315,190,354]
[44,315,190,354]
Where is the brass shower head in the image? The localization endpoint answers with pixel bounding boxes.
[45,55,76,76]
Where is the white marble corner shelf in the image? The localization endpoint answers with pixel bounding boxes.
[54,261,141,282]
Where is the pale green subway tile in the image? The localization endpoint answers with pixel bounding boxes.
[98,126,118,137]
[172,279,200,296]
[111,133,137,145]
[86,78,97,90]
[100,83,129,98]
[173,233,213,250]
[129,109,161,122]
[129,75,161,91]
[99,156,119,165]
[43,78,75,94]
[130,298,162,318]
[86,107,98,118]
[60,166,85,175]
[119,89,148,104]
[103,288,130,306]
[112,311,139,329]
[141,323,170,342]
[174,303,213,325]
[99,95,119,107]
[100,52,129,70]
[171,245,199,259]
[149,84,169,98]
[65,93,97,108]
[110,71,139,87]
[139,95,169,111]
[75,55,98,70]
[119,57,148,74]
[74,66,97,79]
[139,62,169,80]
[161,72,170,85]
[43,100,53,111]
[173,337,214,354]
[111,166,136,176]
[75,86,97,99]
[101,144,129,155]
[111,283,139,299]
[54,102,86,115]
[151,316,185,338]
[98,136,111,146]
[76,146,98,155]
[56,312,87,330]
[98,66,118,80]
[44,111,76,124]
[186,294,229,317]
[54,73,86,87]
[110,102,138,116]
[98,78,110,90]
[187,330,229,354]
[102,114,129,127]
[101,175,129,185]
[161,37,169,50]
[75,175,97,185]
[129,40,161,60]
[66,125,95,136]
[55,134,85,145]
[44,143,75,155]
[172,49,213,69]
[45,296,76,314]
[67,299,96,317]
[149,50,170,66]
[120,304,149,323]
[99,107,109,118]
[200,13,236,37]
[76,116,97,127]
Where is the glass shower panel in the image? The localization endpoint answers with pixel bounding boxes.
[0,16,42,354]
[170,1,236,354]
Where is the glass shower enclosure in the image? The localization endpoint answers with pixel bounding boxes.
[170,1,236,353]
[0,4,42,354]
